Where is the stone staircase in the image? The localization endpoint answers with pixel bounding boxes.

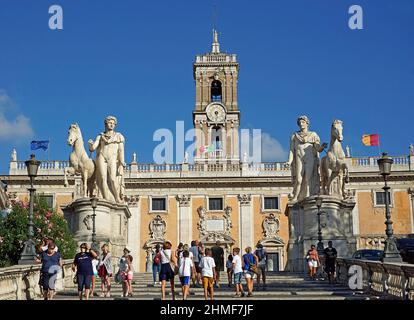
[51,272,371,300]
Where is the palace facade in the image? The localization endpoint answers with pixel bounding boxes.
[1,31,414,272]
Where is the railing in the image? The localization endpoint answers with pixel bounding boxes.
[195,54,237,63]
[14,160,70,172]
[335,258,414,300]
[351,156,409,167]
[0,260,75,300]
[8,154,412,177]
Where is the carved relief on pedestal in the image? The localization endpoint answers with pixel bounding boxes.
[238,194,251,205]
[176,194,191,207]
[83,215,92,231]
[149,214,166,240]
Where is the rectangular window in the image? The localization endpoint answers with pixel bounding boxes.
[39,195,54,209]
[264,196,279,210]
[152,198,166,211]
[209,198,223,211]
[375,192,391,206]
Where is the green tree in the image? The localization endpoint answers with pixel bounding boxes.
[0,197,77,267]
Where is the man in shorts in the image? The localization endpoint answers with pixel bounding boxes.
[232,247,245,297]
[199,248,216,300]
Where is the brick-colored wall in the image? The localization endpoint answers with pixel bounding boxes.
[358,191,412,235]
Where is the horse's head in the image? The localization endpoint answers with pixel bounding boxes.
[331,120,343,142]
[67,123,81,146]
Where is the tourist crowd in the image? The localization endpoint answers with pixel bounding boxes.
[35,237,337,300]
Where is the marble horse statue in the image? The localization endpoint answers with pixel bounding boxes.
[64,123,97,198]
[320,120,349,199]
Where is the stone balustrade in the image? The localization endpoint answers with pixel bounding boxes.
[336,258,414,300]
[0,260,75,300]
[8,154,413,177]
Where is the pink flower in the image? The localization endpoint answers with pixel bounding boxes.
[46,212,52,219]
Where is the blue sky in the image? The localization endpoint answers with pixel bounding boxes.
[0,0,413,173]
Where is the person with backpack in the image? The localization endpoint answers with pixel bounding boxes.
[152,244,162,286]
[189,240,200,287]
[254,242,268,290]
[242,247,258,297]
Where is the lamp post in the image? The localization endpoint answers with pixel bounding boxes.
[315,196,325,256]
[90,197,98,252]
[18,154,41,265]
[377,153,402,263]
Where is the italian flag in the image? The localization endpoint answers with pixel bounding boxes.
[199,145,215,154]
[362,134,379,146]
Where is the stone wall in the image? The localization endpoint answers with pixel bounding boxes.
[0,260,75,300]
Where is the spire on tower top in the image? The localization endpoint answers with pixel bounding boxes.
[212,29,220,54]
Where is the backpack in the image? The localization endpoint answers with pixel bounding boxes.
[153,252,161,265]
[255,248,265,262]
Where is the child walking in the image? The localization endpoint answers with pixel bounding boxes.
[199,248,216,300]
[232,248,245,297]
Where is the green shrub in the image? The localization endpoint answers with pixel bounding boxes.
[0,197,77,267]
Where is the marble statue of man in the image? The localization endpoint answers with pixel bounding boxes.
[288,116,327,202]
[88,116,125,203]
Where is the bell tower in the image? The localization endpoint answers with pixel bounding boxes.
[193,29,240,163]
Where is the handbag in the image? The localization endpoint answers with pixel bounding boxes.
[73,273,78,285]
[249,264,259,275]
[163,249,179,276]
[115,270,122,283]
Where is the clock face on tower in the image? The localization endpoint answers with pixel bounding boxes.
[206,103,226,122]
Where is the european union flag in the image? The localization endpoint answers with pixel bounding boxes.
[31,140,49,151]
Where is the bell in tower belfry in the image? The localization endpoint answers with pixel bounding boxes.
[193,29,240,164]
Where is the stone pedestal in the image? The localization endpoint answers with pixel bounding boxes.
[286,195,357,272]
[62,198,131,260]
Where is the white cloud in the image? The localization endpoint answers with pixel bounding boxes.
[0,90,34,141]
[260,132,288,162]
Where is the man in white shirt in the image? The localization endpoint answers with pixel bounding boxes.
[198,248,216,300]
[232,247,245,297]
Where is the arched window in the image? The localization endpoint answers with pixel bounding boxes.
[212,126,222,150]
[211,80,222,102]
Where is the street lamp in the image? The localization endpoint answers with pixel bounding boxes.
[377,153,402,263]
[90,196,98,251]
[315,196,325,256]
[18,154,41,264]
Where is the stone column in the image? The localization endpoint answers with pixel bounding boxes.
[176,195,192,244]
[126,195,140,272]
[238,194,253,251]
[409,188,414,233]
